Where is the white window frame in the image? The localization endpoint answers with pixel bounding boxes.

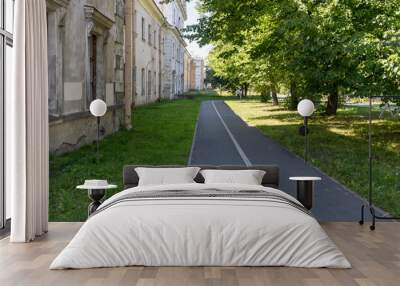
[0,0,14,230]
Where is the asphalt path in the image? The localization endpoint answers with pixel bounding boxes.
[189,100,385,221]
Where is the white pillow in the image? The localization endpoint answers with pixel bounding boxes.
[135,167,201,186]
[200,169,266,185]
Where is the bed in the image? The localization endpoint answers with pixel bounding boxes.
[50,165,351,269]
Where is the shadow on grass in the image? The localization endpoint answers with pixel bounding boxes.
[256,121,400,216]
[227,100,400,216]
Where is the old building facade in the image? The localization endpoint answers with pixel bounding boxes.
[134,0,165,106]
[156,0,187,99]
[183,49,192,92]
[47,0,189,154]
[47,0,125,154]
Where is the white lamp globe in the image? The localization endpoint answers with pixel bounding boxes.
[297,99,315,117]
[89,99,107,117]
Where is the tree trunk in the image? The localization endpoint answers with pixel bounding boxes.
[271,85,279,105]
[326,84,339,115]
[244,83,249,97]
[260,88,269,103]
[289,82,299,110]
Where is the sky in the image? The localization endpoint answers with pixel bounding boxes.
[185,0,212,61]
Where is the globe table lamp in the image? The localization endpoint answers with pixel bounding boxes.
[297,99,315,162]
[89,99,107,163]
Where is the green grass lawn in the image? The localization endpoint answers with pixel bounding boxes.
[50,91,220,221]
[226,98,400,216]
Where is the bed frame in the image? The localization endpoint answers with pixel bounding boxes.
[123,165,280,190]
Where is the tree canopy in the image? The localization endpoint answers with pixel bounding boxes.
[185,0,400,114]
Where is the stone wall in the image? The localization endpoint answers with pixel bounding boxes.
[62,0,87,114]
[49,107,124,155]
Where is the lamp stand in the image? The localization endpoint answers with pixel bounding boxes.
[304,116,309,163]
[359,95,400,230]
[96,117,100,163]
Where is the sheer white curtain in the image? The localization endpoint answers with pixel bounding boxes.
[7,0,49,242]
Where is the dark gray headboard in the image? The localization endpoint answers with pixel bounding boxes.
[123,165,279,189]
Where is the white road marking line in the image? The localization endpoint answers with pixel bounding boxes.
[212,101,252,167]
[188,107,201,165]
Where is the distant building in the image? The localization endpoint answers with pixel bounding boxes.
[190,57,205,90]
[156,0,187,99]
[134,0,165,105]
[183,49,192,92]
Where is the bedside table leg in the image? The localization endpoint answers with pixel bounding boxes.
[87,189,106,216]
[88,201,102,216]
[297,181,314,210]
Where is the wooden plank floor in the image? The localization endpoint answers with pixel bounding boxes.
[0,222,399,286]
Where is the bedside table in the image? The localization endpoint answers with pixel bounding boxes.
[77,182,117,216]
[289,177,321,210]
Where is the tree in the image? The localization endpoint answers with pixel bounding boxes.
[204,66,227,89]
[207,42,253,94]
[185,0,400,114]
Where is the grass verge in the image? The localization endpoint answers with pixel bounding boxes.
[50,91,219,221]
[226,98,400,216]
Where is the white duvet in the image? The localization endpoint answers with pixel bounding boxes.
[50,183,351,269]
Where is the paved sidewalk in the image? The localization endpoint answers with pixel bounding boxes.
[189,100,384,221]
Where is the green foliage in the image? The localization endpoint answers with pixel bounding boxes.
[188,0,400,113]
[207,42,253,92]
[204,66,228,88]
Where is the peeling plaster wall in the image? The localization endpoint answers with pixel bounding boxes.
[47,0,125,154]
